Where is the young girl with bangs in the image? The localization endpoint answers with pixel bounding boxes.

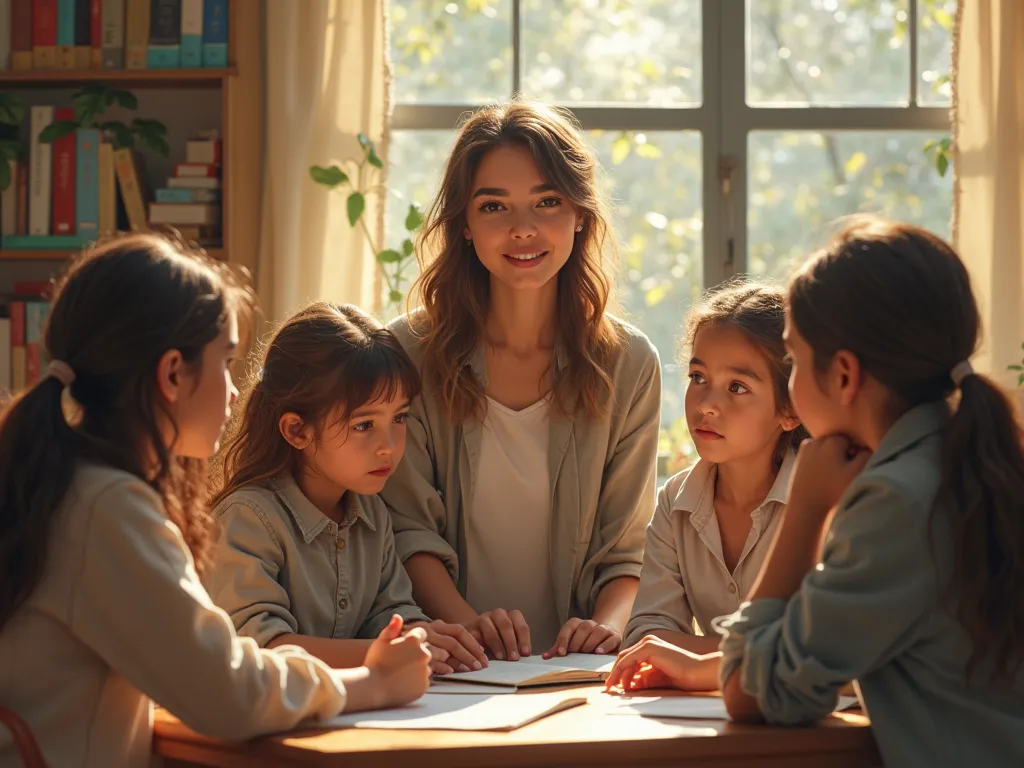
[381,100,662,662]
[608,219,1024,767]
[210,302,486,675]
[0,237,431,768]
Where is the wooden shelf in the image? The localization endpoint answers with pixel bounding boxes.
[0,68,235,89]
[0,248,225,262]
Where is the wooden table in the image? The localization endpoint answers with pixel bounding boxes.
[155,686,881,767]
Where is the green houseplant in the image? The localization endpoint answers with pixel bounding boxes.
[37,84,169,156]
[310,133,423,313]
[0,93,26,193]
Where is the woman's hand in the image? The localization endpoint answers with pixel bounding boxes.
[405,620,488,674]
[463,609,532,661]
[788,435,872,516]
[543,618,622,659]
[605,635,720,693]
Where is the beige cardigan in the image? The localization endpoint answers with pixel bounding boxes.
[381,313,662,624]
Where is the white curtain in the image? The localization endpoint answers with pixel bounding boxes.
[257,0,389,323]
[951,0,1024,380]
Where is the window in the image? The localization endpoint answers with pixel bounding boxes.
[388,0,954,475]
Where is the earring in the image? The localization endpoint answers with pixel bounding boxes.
[575,223,583,232]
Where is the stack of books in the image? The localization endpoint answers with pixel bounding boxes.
[0,0,228,72]
[149,130,220,246]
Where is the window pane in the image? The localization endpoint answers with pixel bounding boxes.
[747,0,910,106]
[589,131,702,473]
[390,1,512,104]
[521,0,701,105]
[917,0,955,105]
[748,131,953,280]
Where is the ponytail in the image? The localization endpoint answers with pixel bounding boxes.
[0,377,81,630]
[939,374,1024,682]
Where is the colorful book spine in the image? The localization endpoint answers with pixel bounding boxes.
[28,106,54,236]
[124,0,149,69]
[90,0,102,67]
[76,129,100,241]
[1,234,86,248]
[201,0,226,67]
[0,0,11,69]
[113,147,147,230]
[10,302,25,392]
[101,0,125,68]
[98,141,116,236]
[11,1,35,70]
[155,187,220,203]
[34,0,60,69]
[167,176,219,189]
[180,0,202,68]
[25,301,50,387]
[74,0,91,67]
[174,162,218,177]
[0,318,12,393]
[0,160,16,236]
[57,0,76,68]
[51,107,76,235]
[147,0,181,67]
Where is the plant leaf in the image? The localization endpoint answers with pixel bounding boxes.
[388,289,404,305]
[922,139,938,153]
[347,192,366,227]
[936,153,949,177]
[376,249,403,264]
[357,132,374,151]
[0,98,25,126]
[146,134,170,156]
[404,203,424,231]
[114,90,138,110]
[131,117,166,136]
[611,134,631,165]
[367,147,384,169]
[402,238,414,257]
[309,165,348,188]
[1009,365,1023,371]
[1019,372,1024,387]
[845,151,867,175]
[0,160,10,193]
[38,120,79,144]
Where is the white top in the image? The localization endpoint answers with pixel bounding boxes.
[0,463,352,768]
[466,396,562,651]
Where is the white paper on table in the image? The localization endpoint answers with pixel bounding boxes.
[606,694,860,721]
[427,680,518,695]
[433,653,615,689]
[325,691,587,731]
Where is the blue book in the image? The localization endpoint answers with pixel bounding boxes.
[155,187,221,203]
[201,0,227,67]
[57,0,76,59]
[148,0,182,68]
[181,0,203,68]
[75,129,100,241]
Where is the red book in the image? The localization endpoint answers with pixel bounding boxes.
[11,1,35,70]
[33,0,59,69]
[173,163,221,178]
[90,0,103,68]
[14,282,55,300]
[51,108,76,236]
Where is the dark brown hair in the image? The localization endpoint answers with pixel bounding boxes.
[0,233,241,631]
[789,216,1024,683]
[685,281,808,462]
[213,302,421,507]
[410,99,621,422]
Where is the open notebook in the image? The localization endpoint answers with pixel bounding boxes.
[433,653,615,690]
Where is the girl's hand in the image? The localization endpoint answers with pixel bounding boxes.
[788,435,872,515]
[405,620,488,674]
[362,615,432,709]
[604,635,716,693]
[543,618,622,659]
[464,609,531,661]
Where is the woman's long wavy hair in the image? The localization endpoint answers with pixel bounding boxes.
[212,302,421,508]
[788,217,1024,684]
[410,100,622,422]
[0,234,243,631]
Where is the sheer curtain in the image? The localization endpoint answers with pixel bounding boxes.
[257,0,390,323]
[952,0,1024,380]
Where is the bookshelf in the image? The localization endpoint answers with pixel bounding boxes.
[0,67,236,88]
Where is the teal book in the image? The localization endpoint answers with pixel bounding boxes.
[1,235,86,249]
[75,129,100,241]
[180,0,203,67]
[201,0,226,67]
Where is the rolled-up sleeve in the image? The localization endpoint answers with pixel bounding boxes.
[624,485,694,647]
[583,340,661,612]
[379,395,460,582]
[206,500,298,647]
[357,512,431,638]
[712,479,933,725]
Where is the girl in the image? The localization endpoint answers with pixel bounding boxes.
[609,219,1024,767]
[621,283,804,688]
[381,99,662,661]
[209,302,487,675]
[0,236,431,768]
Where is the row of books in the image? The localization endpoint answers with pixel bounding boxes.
[0,284,53,393]
[0,0,228,72]
[0,105,222,250]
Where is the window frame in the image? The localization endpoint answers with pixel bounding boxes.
[391,0,951,288]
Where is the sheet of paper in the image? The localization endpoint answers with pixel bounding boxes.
[543,653,615,674]
[435,654,612,687]
[325,692,586,731]
[606,695,860,721]
[427,680,518,695]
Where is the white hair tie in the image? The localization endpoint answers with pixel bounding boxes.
[46,360,76,388]
[950,360,974,387]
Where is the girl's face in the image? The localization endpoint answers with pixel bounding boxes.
[464,144,581,294]
[162,310,239,459]
[293,389,411,497]
[685,323,798,466]
[784,315,847,439]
